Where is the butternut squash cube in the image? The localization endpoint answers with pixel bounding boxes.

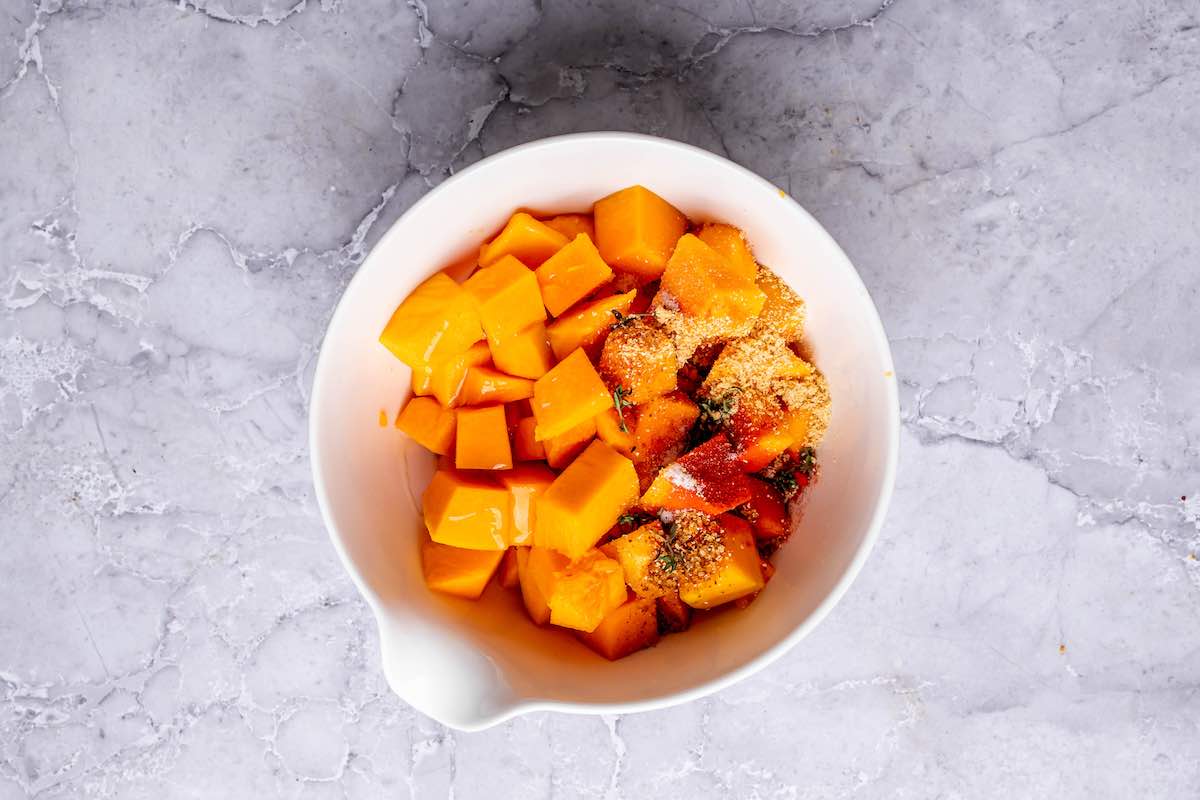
[479,211,568,268]
[535,234,614,316]
[696,222,758,281]
[656,593,693,633]
[546,290,636,361]
[535,440,639,558]
[604,521,667,598]
[632,391,700,488]
[754,266,806,343]
[594,407,634,458]
[395,396,457,455]
[679,515,765,609]
[421,538,505,599]
[496,464,555,545]
[517,546,568,625]
[458,366,534,406]
[455,405,513,471]
[641,435,754,515]
[531,348,612,441]
[542,213,595,241]
[660,234,766,326]
[546,549,628,632]
[543,416,596,470]
[490,322,554,379]
[743,477,789,539]
[593,185,687,279]
[463,255,547,339]
[578,597,660,660]
[498,547,520,589]
[599,320,677,404]
[422,469,511,550]
[513,417,546,461]
[379,273,484,368]
[411,341,491,407]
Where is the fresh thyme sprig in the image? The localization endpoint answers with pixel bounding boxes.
[610,309,653,329]
[612,385,633,433]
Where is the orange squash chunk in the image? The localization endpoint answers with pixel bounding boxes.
[531,348,612,441]
[546,549,628,632]
[463,255,547,339]
[478,212,568,268]
[631,391,699,487]
[579,597,660,660]
[743,477,789,539]
[725,389,795,471]
[604,521,667,598]
[536,440,639,558]
[599,320,677,404]
[379,273,484,368]
[594,407,634,458]
[641,435,755,515]
[543,416,596,470]
[660,234,766,326]
[497,464,555,545]
[490,322,554,379]
[421,538,505,599]
[497,547,520,589]
[411,341,491,407]
[546,290,636,360]
[679,515,764,609]
[754,267,806,342]
[455,405,513,470]
[395,396,457,455]
[513,417,546,461]
[458,366,534,406]
[541,213,595,241]
[534,234,614,316]
[517,546,569,625]
[696,222,758,281]
[656,593,692,633]
[422,469,511,550]
[593,185,687,279]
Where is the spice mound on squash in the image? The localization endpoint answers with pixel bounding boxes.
[383,186,832,660]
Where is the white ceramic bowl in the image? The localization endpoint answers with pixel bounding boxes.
[309,133,898,731]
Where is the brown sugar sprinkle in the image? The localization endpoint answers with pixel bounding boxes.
[779,371,832,447]
[753,266,807,342]
[653,300,756,367]
[704,332,810,398]
[599,319,676,403]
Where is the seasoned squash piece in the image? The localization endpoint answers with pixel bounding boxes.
[479,212,568,268]
[679,515,764,609]
[535,234,614,316]
[594,407,634,458]
[497,464,555,545]
[455,405,513,471]
[490,322,554,379]
[395,396,457,455]
[723,390,793,471]
[599,320,677,404]
[593,185,687,279]
[660,234,766,326]
[641,435,755,515]
[742,477,789,539]
[656,593,692,633]
[604,521,667,598]
[531,348,612,441]
[754,266,806,342]
[380,273,484,368]
[543,416,597,470]
[535,440,639,558]
[579,597,660,659]
[411,341,491,407]
[517,546,569,625]
[463,255,546,339]
[421,539,505,599]
[497,547,520,589]
[696,222,758,281]
[546,290,636,361]
[546,549,628,632]
[513,417,546,461]
[422,470,511,550]
[458,366,534,406]
[631,391,700,488]
[542,213,595,241]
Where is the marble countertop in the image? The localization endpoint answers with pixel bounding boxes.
[2,0,1198,796]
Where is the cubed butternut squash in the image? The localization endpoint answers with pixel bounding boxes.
[679,515,765,609]
[546,549,628,632]
[593,185,687,279]
[546,290,636,361]
[455,405,513,470]
[599,320,677,404]
[754,266,806,343]
[421,538,505,599]
[463,254,547,339]
[513,417,546,461]
[517,546,569,625]
[379,273,484,368]
[543,416,596,470]
[411,341,491,407]
[531,348,612,441]
[660,234,766,327]
[631,391,700,488]
[641,435,755,515]
[458,366,534,406]
[498,547,520,589]
[696,222,758,281]
[534,234,614,316]
[578,597,660,659]
[489,322,554,379]
[655,593,692,633]
[594,406,635,458]
[541,213,595,241]
[535,440,639,558]
[395,396,457,455]
[742,477,789,539]
[496,464,556,545]
[422,470,511,550]
[604,521,667,598]
[479,212,568,268]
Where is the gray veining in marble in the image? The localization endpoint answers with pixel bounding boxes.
[2,0,1198,797]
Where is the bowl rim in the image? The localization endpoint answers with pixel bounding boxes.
[309,131,899,730]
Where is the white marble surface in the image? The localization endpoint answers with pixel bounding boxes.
[2,0,1199,796]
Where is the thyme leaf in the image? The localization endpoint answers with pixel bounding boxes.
[612,385,633,433]
[610,309,653,329]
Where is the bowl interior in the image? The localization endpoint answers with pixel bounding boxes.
[310,134,897,725]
